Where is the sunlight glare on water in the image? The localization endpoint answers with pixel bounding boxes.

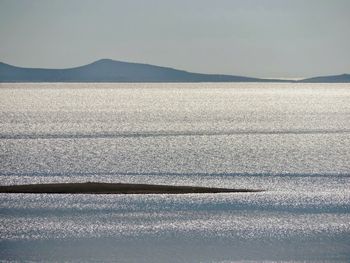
[0,83,350,262]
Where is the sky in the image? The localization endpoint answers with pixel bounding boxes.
[0,0,349,78]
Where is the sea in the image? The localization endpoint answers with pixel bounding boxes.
[0,83,349,262]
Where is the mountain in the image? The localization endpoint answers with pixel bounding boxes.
[299,73,350,83]
[0,59,349,83]
[0,59,285,83]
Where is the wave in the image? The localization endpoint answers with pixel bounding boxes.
[1,171,349,178]
[1,129,350,139]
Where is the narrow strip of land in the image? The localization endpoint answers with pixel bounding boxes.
[0,182,264,194]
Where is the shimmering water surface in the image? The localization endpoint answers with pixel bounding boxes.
[0,83,350,262]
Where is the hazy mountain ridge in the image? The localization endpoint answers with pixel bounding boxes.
[299,73,350,83]
[0,59,349,83]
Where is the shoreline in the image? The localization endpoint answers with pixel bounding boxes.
[0,182,264,194]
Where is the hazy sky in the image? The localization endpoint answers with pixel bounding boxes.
[0,0,349,78]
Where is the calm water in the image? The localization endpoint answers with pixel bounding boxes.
[0,83,350,262]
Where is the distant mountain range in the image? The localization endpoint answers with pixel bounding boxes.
[0,59,349,83]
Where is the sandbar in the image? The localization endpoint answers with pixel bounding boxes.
[0,182,264,194]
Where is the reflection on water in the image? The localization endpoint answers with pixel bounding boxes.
[0,83,350,262]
